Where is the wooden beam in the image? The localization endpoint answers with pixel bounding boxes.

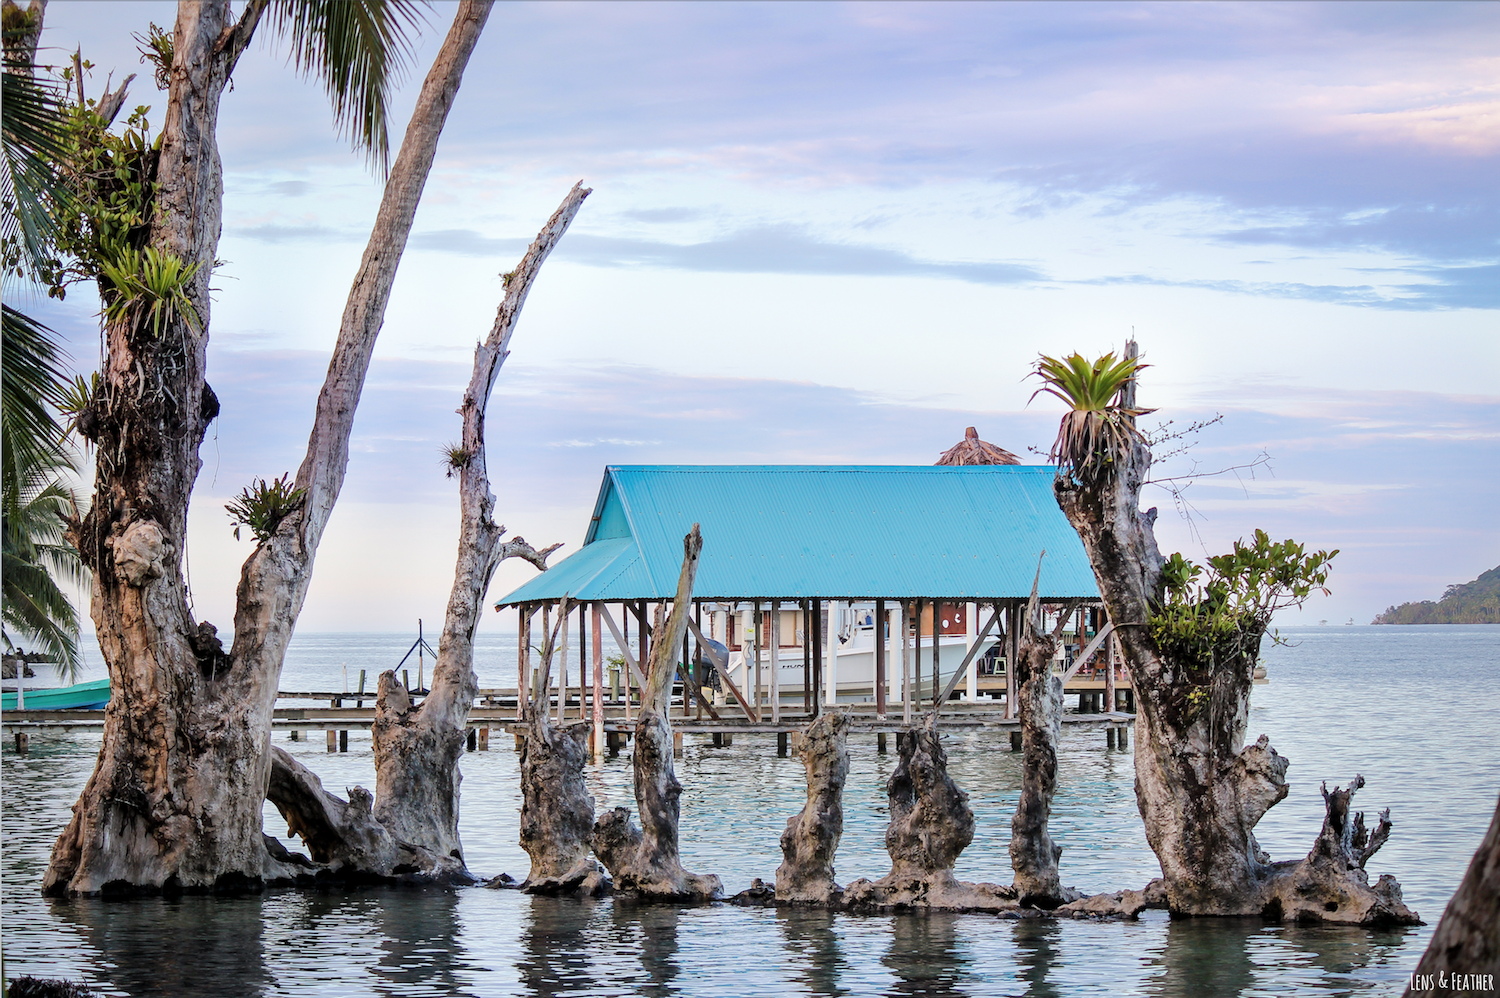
[930,604,1001,713]
[1061,621,1116,685]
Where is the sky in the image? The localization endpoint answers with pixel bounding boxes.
[24,1,1500,634]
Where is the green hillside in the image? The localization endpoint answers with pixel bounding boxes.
[1373,565,1500,624]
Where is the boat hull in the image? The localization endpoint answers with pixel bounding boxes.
[2,678,110,711]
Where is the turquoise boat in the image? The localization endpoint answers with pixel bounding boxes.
[2,678,110,711]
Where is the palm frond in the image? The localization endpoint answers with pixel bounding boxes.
[1,62,73,279]
[1,304,72,470]
[263,0,428,172]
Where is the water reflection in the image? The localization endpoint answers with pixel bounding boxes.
[778,907,847,997]
[609,899,682,998]
[1011,917,1063,998]
[50,895,270,998]
[516,894,605,997]
[1149,917,1260,998]
[882,911,971,997]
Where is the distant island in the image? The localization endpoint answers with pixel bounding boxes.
[1373,565,1500,624]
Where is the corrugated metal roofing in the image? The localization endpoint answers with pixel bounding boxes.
[494,465,1100,606]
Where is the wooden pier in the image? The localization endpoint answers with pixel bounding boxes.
[2,687,1137,755]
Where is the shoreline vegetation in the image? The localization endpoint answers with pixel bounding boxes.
[1373,566,1500,625]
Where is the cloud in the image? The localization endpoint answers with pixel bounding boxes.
[415,224,1044,284]
[1080,264,1500,311]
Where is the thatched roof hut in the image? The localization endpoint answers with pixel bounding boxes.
[935,426,1019,466]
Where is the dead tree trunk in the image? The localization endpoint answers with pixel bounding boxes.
[1405,792,1500,995]
[45,0,492,896]
[591,527,722,900]
[1050,349,1417,924]
[368,184,585,876]
[776,710,850,904]
[1009,589,1081,909]
[843,714,1016,912]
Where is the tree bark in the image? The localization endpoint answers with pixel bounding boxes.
[1404,793,1500,996]
[368,183,584,877]
[591,527,722,900]
[775,710,850,904]
[843,714,1016,912]
[1052,386,1417,924]
[45,0,492,896]
[1009,594,1082,909]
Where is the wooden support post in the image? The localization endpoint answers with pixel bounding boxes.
[770,599,781,724]
[722,733,732,746]
[913,598,923,710]
[825,600,839,708]
[326,730,337,753]
[874,599,888,719]
[579,602,588,726]
[777,731,789,757]
[673,730,683,758]
[517,603,531,721]
[1107,727,1117,749]
[694,603,704,722]
[339,730,348,753]
[753,601,763,721]
[592,603,605,762]
[1105,615,1117,715]
[289,730,300,742]
[1010,730,1023,751]
[478,727,489,751]
[622,604,633,720]
[713,732,724,747]
[467,728,477,752]
[1118,723,1129,748]
[515,732,524,751]
[556,598,569,724]
[924,594,936,705]
[357,668,366,709]
[540,602,551,708]
[637,600,649,715]
[1008,602,1021,719]
[14,732,28,755]
[802,599,812,713]
[877,732,887,754]
[966,601,978,701]
[901,600,912,724]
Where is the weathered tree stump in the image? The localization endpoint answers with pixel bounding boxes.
[843,714,1017,912]
[776,711,851,904]
[518,711,607,895]
[590,527,721,901]
[1009,590,1083,909]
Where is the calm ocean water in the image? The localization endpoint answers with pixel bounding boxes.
[3,625,1497,997]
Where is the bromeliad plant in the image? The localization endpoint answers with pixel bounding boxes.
[226,474,307,543]
[98,244,201,338]
[1030,351,1153,481]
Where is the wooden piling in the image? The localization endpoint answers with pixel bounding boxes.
[339,730,348,753]
[777,731,789,757]
[326,730,337,753]
[14,732,28,755]
[713,732,724,747]
[592,603,605,762]
[1117,724,1129,748]
[770,599,781,724]
[289,730,300,742]
[673,730,683,758]
[478,727,490,751]
[467,728,477,752]
[1107,728,1117,749]
[1010,730,1022,751]
[877,732,887,753]
[874,598,888,719]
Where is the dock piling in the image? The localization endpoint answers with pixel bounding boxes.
[777,731,789,757]
[1010,731,1022,751]
[14,732,28,755]
[877,732,887,753]
[466,728,477,752]
[478,727,489,751]
[326,730,337,753]
[339,730,348,753]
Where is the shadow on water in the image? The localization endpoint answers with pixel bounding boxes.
[777,907,848,997]
[882,911,971,998]
[605,899,683,998]
[50,894,271,998]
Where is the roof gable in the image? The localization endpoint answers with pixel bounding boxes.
[496,465,1100,605]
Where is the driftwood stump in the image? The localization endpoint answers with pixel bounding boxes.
[1049,345,1418,924]
[44,2,493,896]
[590,527,722,901]
[518,712,606,895]
[776,711,851,904]
[843,714,1016,912]
[1009,596,1083,909]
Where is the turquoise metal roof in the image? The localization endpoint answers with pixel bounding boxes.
[494,465,1099,606]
